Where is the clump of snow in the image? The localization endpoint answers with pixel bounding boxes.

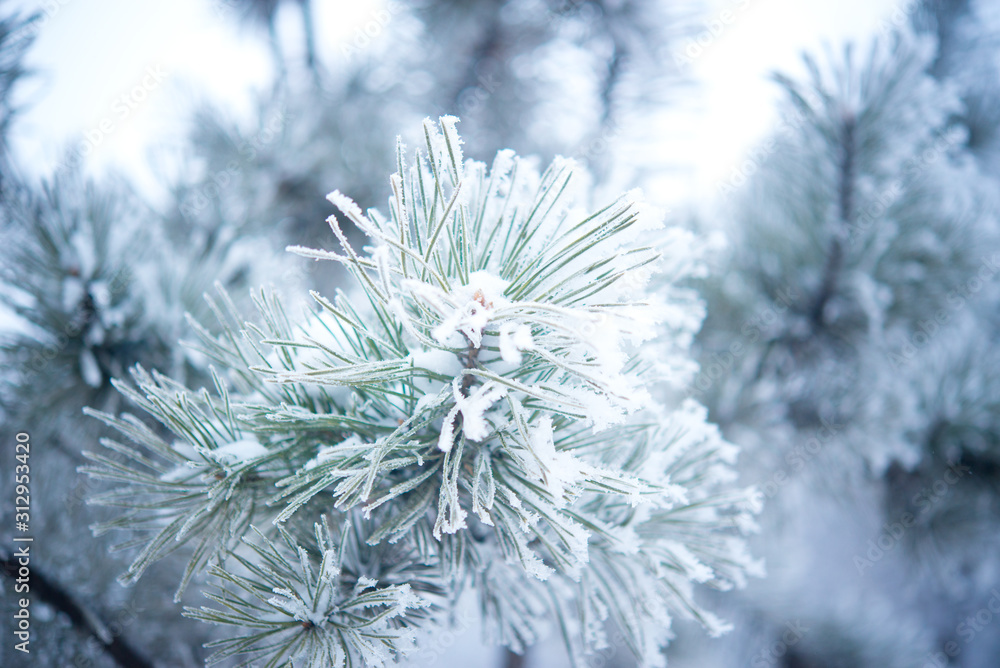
[411,348,461,375]
[62,276,85,312]
[438,379,507,452]
[293,308,349,368]
[521,416,586,506]
[68,227,97,278]
[306,435,365,470]
[498,322,533,364]
[79,348,102,388]
[209,438,269,466]
[419,271,510,348]
[411,348,463,396]
[171,440,198,460]
[268,587,326,626]
[388,584,425,616]
[260,307,358,405]
[160,464,198,483]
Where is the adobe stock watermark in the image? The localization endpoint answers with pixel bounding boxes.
[410,603,476,667]
[853,462,969,575]
[10,0,73,42]
[847,128,963,246]
[673,0,755,70]
[716,96,821,200]
[742,413,844,512]
[844,180,903,247]
[457,72,501,117]
[21,266,133,379]
[876,0,919,37]
[923,587,1000,667]
[888,253,1000,369]
[571,121,622,166]
[750,620,810,668]
[548,0,589,18]
[178,111,286,220]
[339,1,404,61]
[69,600,143,668]
[56,65,169,171]
[584,627,629,668]
[687,286,799,398]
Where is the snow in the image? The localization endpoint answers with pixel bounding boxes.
[662,540,714,584]
[69,227,97,278]
[423,115,464,184]
[438,378,507,452]
[62,276,86,312]
[326,189,366,222]
[306,435,365,470]
[83,321,106,347]
[607,524,641,555]
[268,587,326,626]
[263,306,356,405]
[319,548,340,583]
[498,322,533,364]
[69,112,764,667]
[294,308,348,367]
[428,271,511,348]
[209,438,269,466]
[522,415,586,506]
[575,389,627,432]
[79,348,102,388]
[411,348,462,379]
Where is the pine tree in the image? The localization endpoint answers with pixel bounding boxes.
[914,0,1000,177]
[684,23,1000,668]
[1,2,712,664]
[83,116,760,667]
[0,168,301,667]
[0,49,295,668]
[0,7,204,667]
[169,0,700,258]
[0,0,34,183]
[222,0,320,81]
[699,30,992,473]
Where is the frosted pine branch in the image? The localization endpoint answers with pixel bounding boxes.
[84,116,760,667]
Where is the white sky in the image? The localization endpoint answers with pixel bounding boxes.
[9,0,904,207]
[648,0,904,206]
[9,0,386,197]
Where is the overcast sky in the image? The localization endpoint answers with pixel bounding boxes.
[10,0,902,207]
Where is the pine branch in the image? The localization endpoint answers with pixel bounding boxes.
[0,552,153,668]
[83,116,759,667]
[810,111,856,327]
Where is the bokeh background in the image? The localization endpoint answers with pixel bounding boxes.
[3,0,1000,666]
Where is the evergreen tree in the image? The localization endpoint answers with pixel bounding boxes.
[684,23,1000,668]
[83,117,760,667]
[15,1,1000,665]
[701,31,990,472]
[3,2,710,665]
[224,0,320,80]
[168,0,699,260]
[0,29,292,668]
[0,170,293,668]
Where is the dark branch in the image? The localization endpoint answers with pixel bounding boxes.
[449,8,503,112]
[810,112,856,326]
[0,552,153,668]
[460,340,481,398]
[504,647,528,668]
